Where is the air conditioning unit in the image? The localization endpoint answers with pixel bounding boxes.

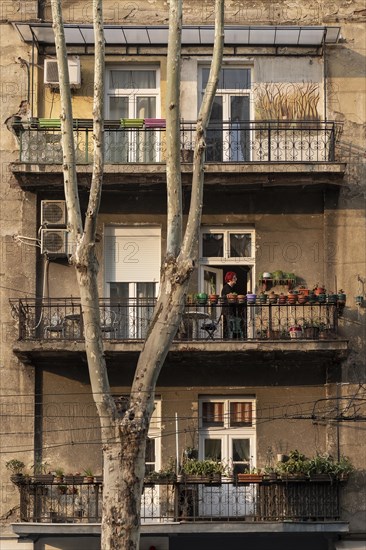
[41,229,69,257]
[41,200,67,227]
[44,56,81,89]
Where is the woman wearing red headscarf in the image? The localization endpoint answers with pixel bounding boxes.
[221,271,238,298]
[221,271,243,339]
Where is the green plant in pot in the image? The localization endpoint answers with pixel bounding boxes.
[307,453,336,480]
[196,292,208,305]
[180,459,226,482]
[145,457,177,484]
[276,449,310,479]
[6,459,26,483]
[333,455,354,481]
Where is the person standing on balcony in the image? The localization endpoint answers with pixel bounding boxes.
[221,271,244,339]
[221,271,238,298]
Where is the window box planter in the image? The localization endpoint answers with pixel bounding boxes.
[237,473,263,483]
[181,473,222,485]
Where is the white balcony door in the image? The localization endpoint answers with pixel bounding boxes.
[200,68,251,162]
[198,397,256,517]
[104,226,160,338]
[105,67,160,162]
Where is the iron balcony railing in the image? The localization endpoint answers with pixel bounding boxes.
[10,298,339,342]
[15,478,342,524]
[13,119,341,164]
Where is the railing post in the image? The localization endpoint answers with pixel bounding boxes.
[268,125,271,162]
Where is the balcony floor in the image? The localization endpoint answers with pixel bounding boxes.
[10,161,346,191]
[12,520,349,538]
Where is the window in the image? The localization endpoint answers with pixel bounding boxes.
[199,397,256,475]
[104,226,161,338]
[200,228,255,263]
[105,66,161,162]
[200,67,252,162]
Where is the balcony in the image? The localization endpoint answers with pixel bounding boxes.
[10,298,348,371]
[13,477,345,526]
[11,297,343,343]
[10,120,345,190]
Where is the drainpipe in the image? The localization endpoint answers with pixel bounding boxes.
[17,57,30,106]
[323,39,327,121]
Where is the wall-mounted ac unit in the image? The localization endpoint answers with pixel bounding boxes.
[41,229,69,257]
[41,200,67,227]
[44,56,81,89]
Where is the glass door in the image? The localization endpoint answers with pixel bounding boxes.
[106,68,159,162]
[110,282,157,339]
[201,68,251,162]
[202,267,223,296]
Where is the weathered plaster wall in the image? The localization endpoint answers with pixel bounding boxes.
[0,20,37,531]
[0,0,365,541]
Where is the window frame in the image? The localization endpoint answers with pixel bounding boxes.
[105,65,161,119]
[199,227,256,264]
[199,396,257,472]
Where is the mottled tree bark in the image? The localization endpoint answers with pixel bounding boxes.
[51,0,224,547]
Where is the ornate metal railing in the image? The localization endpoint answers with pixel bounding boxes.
[10,298,340,342]
[12,120,341,164]
[14,478,341,523]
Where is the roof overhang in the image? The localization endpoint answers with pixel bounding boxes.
[12,23,341,48]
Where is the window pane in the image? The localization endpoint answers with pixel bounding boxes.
[229,233,252,257]
[202,402,224,427]
[232,439,250,462]
[230,402,252,426]
[110,70,156,89]
[204,439,222,461]
[202,68,251,90]
[202,233,224,257]
[223,69,251,90]
[109,96,128,119]
[110,282,129,301]
[136,97,156,119]
[232,438,250,475]
[145,437,156,472]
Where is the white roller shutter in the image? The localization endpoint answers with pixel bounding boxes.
[105,226,161,282]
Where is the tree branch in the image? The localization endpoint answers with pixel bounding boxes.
[181,0,224,260]
[165,0,183,257]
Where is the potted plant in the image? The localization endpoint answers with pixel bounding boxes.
[237,468,263,483]
[268,291,278,304]
[289,325,302,339]
[259,291,267,304]
[303,320,320,339]
[226,292,238,304]
[313,284,326,296]
[333,455,354,482]
[326,291,338,304]
[54,468,64,483]
[307,453,336,481]
[196,292,208,305]
[6,459,26,483]
[145,458,176,485]
[278,293,287,305]
[246,293,256,304]
[276,449,310,480]
[180,459,226,484]
[32,460,54,483]
[287,290,298,304]
[83,468,94,483]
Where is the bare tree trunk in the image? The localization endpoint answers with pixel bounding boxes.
[51,0,224,547]
[118,1,224,548]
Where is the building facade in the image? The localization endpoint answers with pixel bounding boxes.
[0,1,365,549]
